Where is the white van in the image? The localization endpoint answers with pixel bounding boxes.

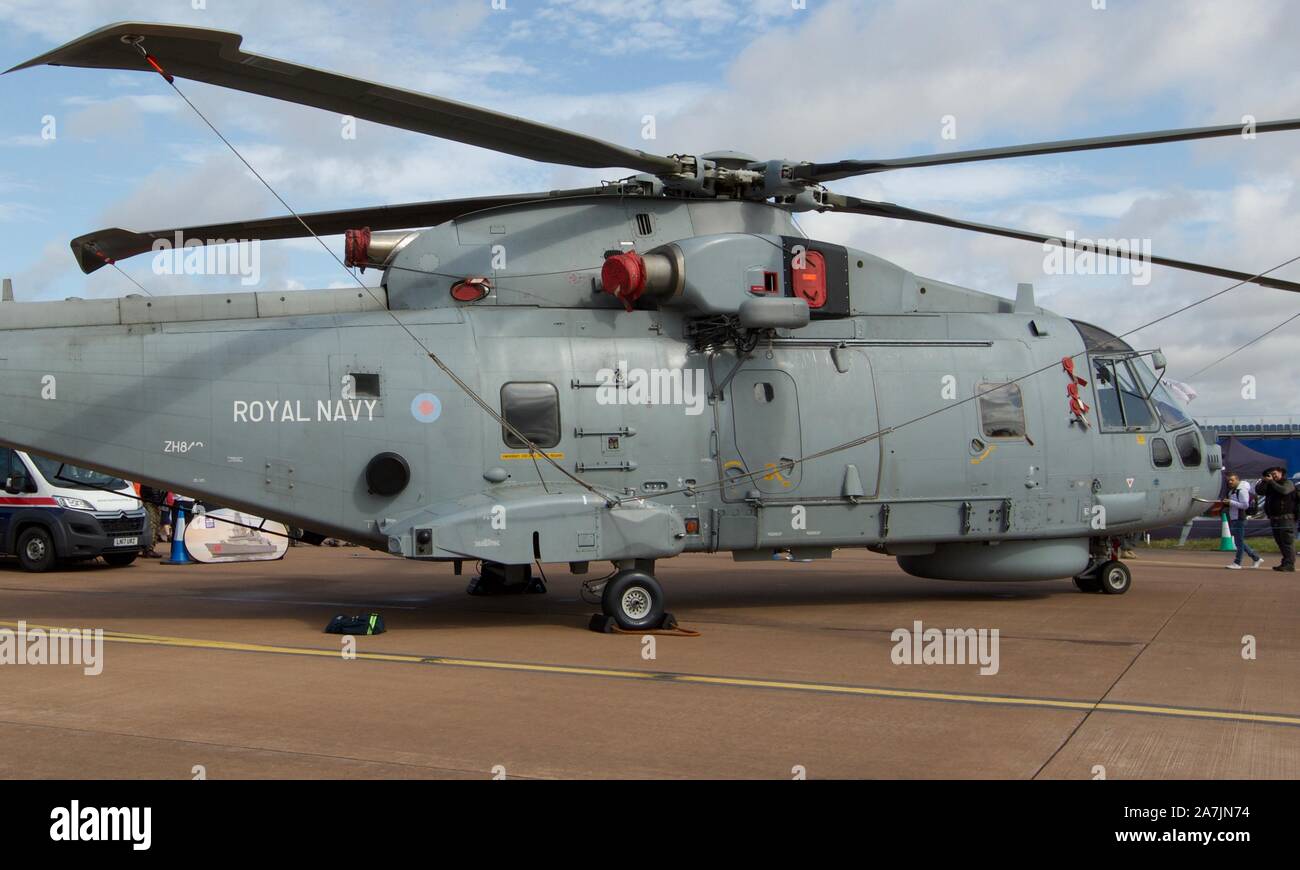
[0,447,147,572]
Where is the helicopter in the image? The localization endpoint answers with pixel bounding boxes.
[2,21,1297,630]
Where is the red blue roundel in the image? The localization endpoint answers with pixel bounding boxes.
[410,393,442,423]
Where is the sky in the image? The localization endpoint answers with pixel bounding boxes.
[1,0,1298,419]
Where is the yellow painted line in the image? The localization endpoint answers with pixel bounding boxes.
[673,674,1094,710]
[1093,701,1300,727]
[4,620,1300,728]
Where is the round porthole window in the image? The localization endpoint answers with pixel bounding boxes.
[365,452,410,496]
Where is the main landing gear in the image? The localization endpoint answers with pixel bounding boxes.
[601,569,665,630]
[1073,539,1132,595]
[468,559,674,631]
[585,559,670,631]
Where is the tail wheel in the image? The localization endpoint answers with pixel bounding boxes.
[17,527,57,573]
[601,570,664,631]
[1097,560,1132,595]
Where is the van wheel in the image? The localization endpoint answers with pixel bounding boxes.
[17,527,57,573]
[102,552,138,568]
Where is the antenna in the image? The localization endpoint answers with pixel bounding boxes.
[1014,282,1035,313]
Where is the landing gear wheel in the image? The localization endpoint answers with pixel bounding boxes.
[1073,573,1102,593]
[1097,560,1131,595]
[601,570,664,631]
[17,527,57,573]
[102,552,138,568]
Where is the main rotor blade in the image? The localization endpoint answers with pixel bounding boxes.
[827,194,1300,294]
[7,22,679,175]
[70,187,606,274]
[800,119,1300,182]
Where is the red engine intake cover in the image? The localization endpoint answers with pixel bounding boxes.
[344,227,372,270]
[600,251,647,312]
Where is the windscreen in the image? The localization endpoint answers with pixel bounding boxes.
[1131,358,1194,430]
[30,455,127,492]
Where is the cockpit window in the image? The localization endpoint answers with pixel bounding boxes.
[1092,360,1124,429]
[1092,359,1157,431]
[1114,361,1157,429]
[1071,320,1133,354]
[1175,431,1202,468]
[1132,362,1194,430]
[1075,320,1191,432]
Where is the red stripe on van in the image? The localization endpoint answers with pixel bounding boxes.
[0,497,59,506]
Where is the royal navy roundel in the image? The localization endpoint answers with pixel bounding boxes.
[410,393,442,423]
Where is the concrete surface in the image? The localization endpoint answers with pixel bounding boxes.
[0,546,1296,779]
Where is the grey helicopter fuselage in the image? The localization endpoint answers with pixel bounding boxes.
[0,194,1217,582]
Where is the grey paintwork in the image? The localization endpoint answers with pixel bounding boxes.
[0,196,1218,584]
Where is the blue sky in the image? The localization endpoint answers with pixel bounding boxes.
[2,0,1298,417]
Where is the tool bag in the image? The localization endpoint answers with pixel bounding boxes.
[325,613,386,635]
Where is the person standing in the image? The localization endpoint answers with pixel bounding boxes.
[1256,466,1297,572]
[138,484,167,559]
[1224,471,1263,569]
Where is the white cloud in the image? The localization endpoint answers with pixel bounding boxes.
[4,0,1299,415]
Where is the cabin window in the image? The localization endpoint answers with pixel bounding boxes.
[501,382,560,449]
[1151,437,1173,468]
[753,382,775,403]
[349,372,381,398]
[977,382,1026,439]
[1175,431,1202,468]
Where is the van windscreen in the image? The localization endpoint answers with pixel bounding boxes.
[30,455,126,491]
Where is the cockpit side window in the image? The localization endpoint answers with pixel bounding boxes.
[1175,430,1203,467]
[1092,360,1125,429]
[1114,361,1157,429]
[1092,359,1158,431]
[1151,437,1173,468]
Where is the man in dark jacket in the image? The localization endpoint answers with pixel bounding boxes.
[138,484,168,559]
[1256,466,1297,572]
